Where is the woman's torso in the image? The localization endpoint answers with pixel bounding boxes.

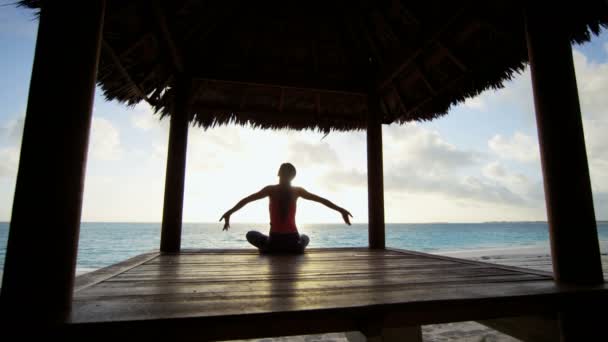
[268,185,298,234]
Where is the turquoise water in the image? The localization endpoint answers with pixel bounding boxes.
[1,222,607,272]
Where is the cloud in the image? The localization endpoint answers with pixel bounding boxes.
[573,49,608,120]
[321,168,367,191]
[89,117,123,161]
[322,124,531,207]
[584,117,608,193]
[482,161,543,202]
[131,104,162,131]
[384,124,478,172]
[383,162,528,206]
[287,141,339,166]
[488,132,539,163]
[1,117,24,145]
[462,97,486,111]
[187,126,244,171]
[0,146,19,177]
[0,116,24,178]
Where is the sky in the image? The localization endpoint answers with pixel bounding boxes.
[1,4,607,224]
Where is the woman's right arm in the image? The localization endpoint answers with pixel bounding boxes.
[220,186,271,230]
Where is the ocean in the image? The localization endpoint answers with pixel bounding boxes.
[1,222,607,273]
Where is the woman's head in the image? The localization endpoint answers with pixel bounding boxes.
[278,163,296,183]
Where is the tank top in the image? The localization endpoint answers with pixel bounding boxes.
[269,195,297,234]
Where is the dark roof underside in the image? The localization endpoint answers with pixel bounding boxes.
[21,0,608,132]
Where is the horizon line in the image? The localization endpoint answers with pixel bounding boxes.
[3,220,608,224]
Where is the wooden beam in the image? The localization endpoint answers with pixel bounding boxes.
[102,40,152,103]
[391,83,408,113]
[438,42,467,71]
[192,77,367,97]
[192,69,367,93]
[117,32,153,60]
[366,92,385,249]
[357,17,383,66]
[278,88,285,112]
[315,92,321,115]
[383,83,408,124]
[416,67,437,95]
[0,0,105,323]
[160,75,191,253]
[240,88,249,110]
[152,0,185,73]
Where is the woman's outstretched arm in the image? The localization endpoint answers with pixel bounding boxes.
[220,186,271,231]
[296,187,352,225]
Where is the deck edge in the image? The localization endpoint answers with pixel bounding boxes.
[74,250,161,292]
[386,247,554,278]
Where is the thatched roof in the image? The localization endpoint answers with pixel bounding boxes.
[21,0,608,132]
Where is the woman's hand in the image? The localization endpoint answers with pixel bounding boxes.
[219,211,231,231]
[340,208,353,225]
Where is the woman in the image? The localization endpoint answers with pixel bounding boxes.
[220,163,352,253]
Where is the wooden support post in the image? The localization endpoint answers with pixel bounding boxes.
[367,92,386,249]
[525,4,603,285]
[525,4,605,341]
[0,0,105,323]
[160,76,191,253]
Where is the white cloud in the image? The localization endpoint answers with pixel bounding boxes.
[89,117,123,161]
[488,132,539,163]
[482,161,542,201]
[0,116,24,178]
[321,168,367,191]
[1,117,24,145]
[573,49,608,120]
[131,103,163,131]
[583,118,608,193]
[462,97,486,111]
[287,141,339,166]
[384,124,478,172]
[571,48,608,210]
[0,146,19,177]
[186,125,244,171]
[322,124,534,207]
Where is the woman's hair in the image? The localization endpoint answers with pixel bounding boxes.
[277,163,296,221]
[278,163,296,181]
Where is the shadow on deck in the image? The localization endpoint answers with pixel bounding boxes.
[69,248,608,340]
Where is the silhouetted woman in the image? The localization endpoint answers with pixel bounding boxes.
[220,163,352,253]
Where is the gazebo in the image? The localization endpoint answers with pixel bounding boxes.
[2,0,607,340]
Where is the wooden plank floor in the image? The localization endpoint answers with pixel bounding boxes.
[68,248,608,340]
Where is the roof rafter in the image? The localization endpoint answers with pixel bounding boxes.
[438,42,468,71]
[102,40,152,104]
[151,0,185,73]
[404,74,467,118]
[376,4,469,90]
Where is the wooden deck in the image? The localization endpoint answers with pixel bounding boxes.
[68,248,608,340]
